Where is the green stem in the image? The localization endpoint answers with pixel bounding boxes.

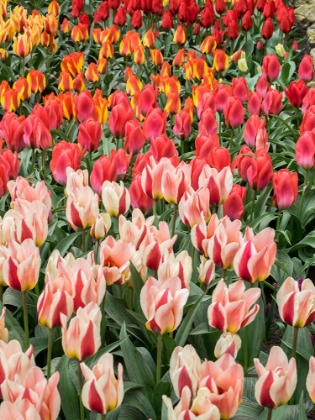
[292,326,299,360]
[267,407,273,420]
[250,189,257,223]
[100,294,106,347]
[31,148,36,174]
[171,203,178,237]
[298,170,309,218]
[22,291,29,348]
[47,328,53,378]
[101,414,106,420]
[222,268,226,281]
[244,323,249,373]
[95,240,100,265]
[156,333,163,384]
[78,359,85,420]
[181,141,185,157]
[276,211,282,233]
[0,286,3,303]
[81,228,85,253]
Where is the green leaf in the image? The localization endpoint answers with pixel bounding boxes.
[281,61,296,84]
[120,323,156,403]
[0,302,26,349]
[189,322,213,335]
[56,355,80,420]
[85,338,127,367]
[175,293,204,347]
[130,262,144,315]
[52,230,81,257]
[153,381,171,417]
[270,250,294,285]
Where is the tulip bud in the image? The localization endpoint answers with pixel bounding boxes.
[90,213,111,240]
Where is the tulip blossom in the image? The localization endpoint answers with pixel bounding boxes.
[3,239,40,292]
[199,354,244,419]
[197,256,215,287]
[272,169,298,209]
[170,345,201,398]
[223,185,246,221]
[157,250,192,289]
[61,302,101,360]
[66,184,99,230]
[50,141,83,185]
[90,213,112,241]
[163,386,220,420]
[276,277,315,327]
[254,346,297,409]
[100,235,135,285]
[140,276,189,335]
[295,131,315,169]
[306,356,315,404]
[214,332,242,359]
[261,54,281,82]
[298,55,314,82]
[102,181,130,217]
[178,186,210,228]
[80,353,123,414]
[208,279,261,333]
[234,227,277,283]
[0,400,41,420]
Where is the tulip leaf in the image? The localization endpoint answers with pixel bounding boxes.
[153,381,171,417]
[281,61,296,85]
[189,322,212,335]
[175,293,204,347]
[123,389,157,420]
[52,230,82,257]
[270,250,294,285]
[85,338,128,367]
[56,355,80,420]
[120,323,156,403]
[254,185,273,220]
[288,231,315,253]
[0,302,26,350]
[114,405,150,420]
[233,397,263,419]
[130,261,144,315]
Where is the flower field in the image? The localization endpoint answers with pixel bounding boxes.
[0,0,315,418]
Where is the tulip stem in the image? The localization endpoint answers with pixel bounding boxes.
[101,415,106,420]
[292,326,299,360]
[156,333,163,384]
[81,228,85,253]
[171,204,178,237]
[267,407,273,420]
[0,286,3,303]
[100,294,106,347]
[22,291,30,348]
[78,359,85,420]
[250,189,257,223]
[47,328,53,378]
[31,148,36,174]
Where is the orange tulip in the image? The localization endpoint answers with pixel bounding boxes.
[213,49,229,72]
[173,25,186,45]
[12,33,32,57]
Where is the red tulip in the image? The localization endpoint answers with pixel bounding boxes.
[261,17,274,40]
[130,175,154,215]
[261,54,281,82]
[0,112,26,152]
[272,169,298,209]
[232,77,249,103]
[108,103,134,138]
[50,141,83,185]
[298,55,314,82]
[261,89,283,115]
[248,92,262,115]
[224,97,244,129]
[78,117,102,152]
[161,10,173,30]
[23,114,52,150]
[198,108,218,135]
[90,154,117,195]
[256,75,270,97]
[75,90,95,123]
[223,184,246,220]
[143,107,167,140]
[296,131,315,169]
[284,80,308,108]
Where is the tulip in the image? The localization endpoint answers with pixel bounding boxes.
[75,90,95,123]
[178,187,210,228]
[161,10,173,30]
[254,346,297,409]
[66,184,99,230]
[12,33,32,57]
[213,50,229,72]
[208,279,261,333]
[23,114,52,150]
[198,108,218,136]
[143,107,167,140]
[130,175,154,215]
[224,97,244,129]
[140,276,189,334]
[214,332,242,359]
[232,77,249,103]
[50,141,83,185]
[3,239,40,292]
[108,103,134,138]
[169,344,201,398]
[58,71,73,91]
[298,55,314,82]
[161,166,190,205]
[37,281,73,329]
[199,354,244,419]
[223,184,246,221]
[173,25,186,45]
[90,213,112,241]
[90,155,117,195]
[233,227,277,283]
[272,169,298,209]
[276,277,315,328]
[61,302,101,360]
[296,131,315,169]
[261,89,283,116]
[307,357,315,404]
[100,235,134,285]
[0,113,26,153]
[102,180,130,217]
[262,17,274,40]
[80,353,124,414]
[157,250,192,289]
[150,49,164,66]
[163,386,221,420]
[261,54,281,82]
[78,117,102,152]
[284,80,308,108]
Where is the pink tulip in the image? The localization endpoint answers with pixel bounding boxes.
[1,367,61,420]
[199,353,244,419]
[208,279,261,333]
[3,239,40,291]
[306,356,315,404]
[102,181,130,217]
[163,386,220,420]
[197,256,215,287]
[80,353,124,414]
[37,281,73,329]
[157,250,192,289]
[198,166,233,207]
[61,302,101,360]
[140,276,189,334]
[100,235,135,285]
[66,184,100,230]
[170,345,201,398]
[233,227,277,283]
[254,346,297,408]
[214,332,241,359]
[0,400,41,420]
[161,166,190,205]
[118,209,154,249]
[207,217,243,269]
[276,277,315,327]
[178,186,210,227]
[90,213,112,241]
[191,213,220,256]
